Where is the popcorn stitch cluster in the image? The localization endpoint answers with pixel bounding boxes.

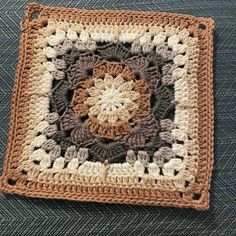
[17,18,200,192]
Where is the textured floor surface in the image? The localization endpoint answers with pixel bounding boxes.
[0,0,236,235]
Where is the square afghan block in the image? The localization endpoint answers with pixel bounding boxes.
[0,3,214,210]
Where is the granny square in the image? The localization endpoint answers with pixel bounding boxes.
[0,3,214,210]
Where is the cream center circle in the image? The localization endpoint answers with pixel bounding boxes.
[85,74,140,123]
[98,85,125,112]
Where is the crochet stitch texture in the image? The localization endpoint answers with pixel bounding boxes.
[0,3,214,210]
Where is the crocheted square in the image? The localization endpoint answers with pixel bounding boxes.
[0,3,214,210]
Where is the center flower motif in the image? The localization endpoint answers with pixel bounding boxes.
[86,74,140,124]
[72,61,151,139]
[50,45,175,163]
[98,84,125,110]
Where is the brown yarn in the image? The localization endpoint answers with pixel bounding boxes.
[87,117,132,139]
[93,61,135,81]
[72,78,93,117]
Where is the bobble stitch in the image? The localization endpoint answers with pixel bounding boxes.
[90,32,101,42]
[44,125,58,137]
[47,29,66,46]
[126,150,137,164]
[164,26,179,37]
[29,149,48,161]
[52,157,65,172]
[49,145,61,161]
[162,51,175,61]
[172,68,187,79]
[67,29,78,41]
[40,71,53,94]
[142,42,155,54]
[65,146,77,161]
[43,61,56,72]
[178,28,190,40]
[162,164,175,177]
[161,75,176,85]
[137,151,150,166]
[159,131,173,143]
[41,139,57,151]
[54,29,66,40]
[172,129,188,141]
[45,112,59,124]
[119,32,140,43]
[156,43,167,53]
[153,32,166,45]
[62,39,74,51]
[74,41,87,51]
[47,36,59,47]
[172,144,188,157]
[35,121,50,135]
[148,163,160,177]
[31,135,47,148]
[159,147,175,159]
[148,26,164,35]
[67,158,79,172]
[162,64,178,75]
[53,59,66,70]
[174,55,188,66]
[172,43,187,54]
[131,40,142,54]
[79,30,90,42]
[77,148,89,163]
[54,45,67,56]
[86,40,97,51]
[167,35,180,48]
[134,160,145,177]
[153,150,163,166]
[39,154,51,170]
[100,32,115,43]
[163,159,186,177]
[139,33,152,46]
[43,47,57,58]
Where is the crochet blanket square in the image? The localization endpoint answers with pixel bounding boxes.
[0,3,214,210]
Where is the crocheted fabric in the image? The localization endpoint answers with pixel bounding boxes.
[0,3,214,210]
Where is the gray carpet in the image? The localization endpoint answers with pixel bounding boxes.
[0,0,236,235]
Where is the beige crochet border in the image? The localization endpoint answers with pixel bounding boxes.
[0,3,214,210]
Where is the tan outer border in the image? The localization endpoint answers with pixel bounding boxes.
[0,3,214,210]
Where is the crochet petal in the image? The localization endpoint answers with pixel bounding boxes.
[97,43,131,61]
[68,52,102,88]
[50,80,72,114]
